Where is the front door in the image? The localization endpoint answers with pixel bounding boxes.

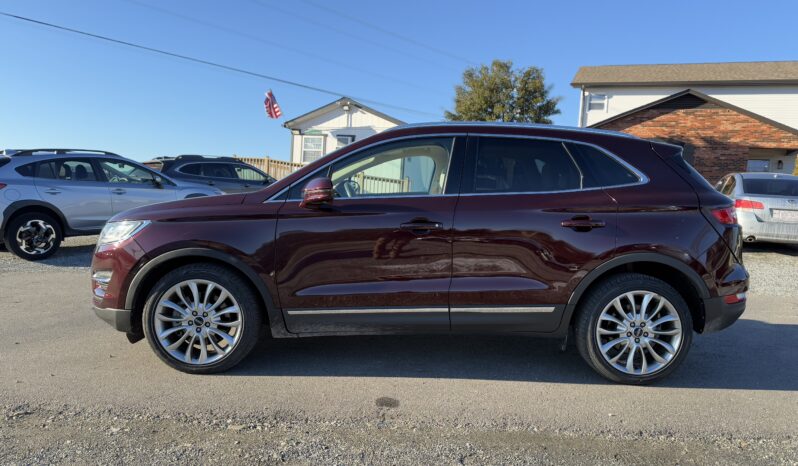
[97,159,176,213]
[450,136,620,332]
[275,136,464,334]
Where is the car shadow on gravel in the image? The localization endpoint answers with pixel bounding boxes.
[230,319,798,391]
[0,239,95,268]
[743,242,798,257]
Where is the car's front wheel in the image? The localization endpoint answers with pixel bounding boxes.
[142,263,262,374]
[575,273,692,384]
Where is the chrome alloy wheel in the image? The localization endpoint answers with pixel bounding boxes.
[154,279,243,365]
[595,290,683,376]
[15,219,56,255]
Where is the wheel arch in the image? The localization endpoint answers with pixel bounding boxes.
[124,247,291,339]
[1,200,69,238]
[564,253,711,333]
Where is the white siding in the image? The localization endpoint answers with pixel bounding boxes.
[290,106,399,164]
[581,85,798,129]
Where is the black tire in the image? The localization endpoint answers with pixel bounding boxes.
[574,273,693,384]
[3,212,62,261]
[142,263,263,374]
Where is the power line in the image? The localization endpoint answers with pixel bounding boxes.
[250,0,461,73]
[0,11,440,118]
[121,0,437,93]
[298,0,477,66]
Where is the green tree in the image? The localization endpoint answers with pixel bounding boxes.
[445,59,561,123]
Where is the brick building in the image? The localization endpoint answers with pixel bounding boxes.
[572,62,798,183]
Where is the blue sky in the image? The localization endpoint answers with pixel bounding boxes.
[1,0,796,161]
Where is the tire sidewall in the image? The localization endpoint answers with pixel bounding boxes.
[578,274,693,384]
[142,264,262,374]
[4,212,62,261]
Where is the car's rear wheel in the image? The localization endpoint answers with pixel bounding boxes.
[574,273,692,384]
[4,212,62,260]
[142,263,262,374]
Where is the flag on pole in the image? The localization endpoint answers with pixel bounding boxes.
[264,90,282,119]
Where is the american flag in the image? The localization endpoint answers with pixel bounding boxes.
[264,90,282,119]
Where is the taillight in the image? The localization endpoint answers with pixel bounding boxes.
[734,199,764,210]
[0,183,6,189]
[711,207,738,224]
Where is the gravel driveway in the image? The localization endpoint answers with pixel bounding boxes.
[1,238,797,464]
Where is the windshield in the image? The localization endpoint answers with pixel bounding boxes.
[742,178,798,196]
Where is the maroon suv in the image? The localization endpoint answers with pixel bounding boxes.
[91,123,748,384]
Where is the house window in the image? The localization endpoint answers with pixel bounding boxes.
[588,94,608,112]
[336,134,355,149]
[746,159,769,172]
[302,135,325,163]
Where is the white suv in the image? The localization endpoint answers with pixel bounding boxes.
[0,149,223,260]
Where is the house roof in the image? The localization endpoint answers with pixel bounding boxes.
[590,89,798,137]
[572,61,798,87]
[283,96,405,129]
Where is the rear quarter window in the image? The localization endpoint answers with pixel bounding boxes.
[0,157,10,169]
[565,143,640,188]
[15,162,35,177]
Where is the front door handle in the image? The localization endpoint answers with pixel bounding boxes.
[561,216,606,231]
[112,188,127,195]
[400,221,443,234]
[44,188,61,195]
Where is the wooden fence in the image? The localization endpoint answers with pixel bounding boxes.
[234,156,303,180]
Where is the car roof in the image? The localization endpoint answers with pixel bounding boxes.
[10,148,122,158]
[386,121,642,140]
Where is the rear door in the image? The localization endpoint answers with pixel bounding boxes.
[450,136,623,332]
[33,158,112,231]
[97,159,177,213]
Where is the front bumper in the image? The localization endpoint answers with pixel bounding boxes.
[701,296,746,333]
[93,306,132,332]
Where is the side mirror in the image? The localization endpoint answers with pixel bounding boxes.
[153,175,164,188]
[300,177,334,209]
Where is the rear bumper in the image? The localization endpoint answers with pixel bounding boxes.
[738,212,798,244]
[93,306,132,333]
[701,296,745,333]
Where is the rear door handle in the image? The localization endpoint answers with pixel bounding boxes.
[112,188,127,195]
[44,188,61,195]
[400,221,443,234]
[561,216,605,231]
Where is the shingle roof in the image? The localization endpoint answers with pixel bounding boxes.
[283,96,405,129]
[572,61,798,87]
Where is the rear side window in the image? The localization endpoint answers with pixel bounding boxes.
[742,178,798,196]
[179,163,202,175]
[37,159,98,181]
[202,163,237,179]
[473,137,580,193]
[565,143,640,188]
[0,157,9,169]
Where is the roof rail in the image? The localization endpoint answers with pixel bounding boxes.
[11,148,122,157]
[175,154,238,162]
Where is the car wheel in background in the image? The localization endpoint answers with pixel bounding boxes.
[4,212,62,260]
[142,263,262,374]
[574,273,692,384]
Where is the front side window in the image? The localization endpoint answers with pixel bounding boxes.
[565,143,640,188]
[99,160,157,184]
[234,165,267,182]
[473,138,580,193]
[302,136,325,163]
[330,138,452,198]
[37,159,98,181]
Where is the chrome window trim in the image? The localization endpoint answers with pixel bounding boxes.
[268,133,462,202]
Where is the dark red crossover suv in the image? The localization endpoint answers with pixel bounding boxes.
[91,123,748,384]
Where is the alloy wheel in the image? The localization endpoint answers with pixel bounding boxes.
[595,290,683,376]
[15,219,57,255]
[153,279,243,365]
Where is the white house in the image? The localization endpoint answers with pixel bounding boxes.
[283,97,405,165]
[571,61,798,178]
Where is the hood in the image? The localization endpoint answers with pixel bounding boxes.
[110,193,247,222]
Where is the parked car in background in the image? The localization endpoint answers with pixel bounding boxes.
[143,155,276,193]
[716,172,798,244]
[0,149,223,260]
[91,123,748,384]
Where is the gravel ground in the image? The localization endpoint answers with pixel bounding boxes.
[1,236,797,464]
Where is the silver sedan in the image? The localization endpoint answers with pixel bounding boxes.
[716,172,798,244]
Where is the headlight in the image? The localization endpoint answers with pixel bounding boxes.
[98,220,150,245]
